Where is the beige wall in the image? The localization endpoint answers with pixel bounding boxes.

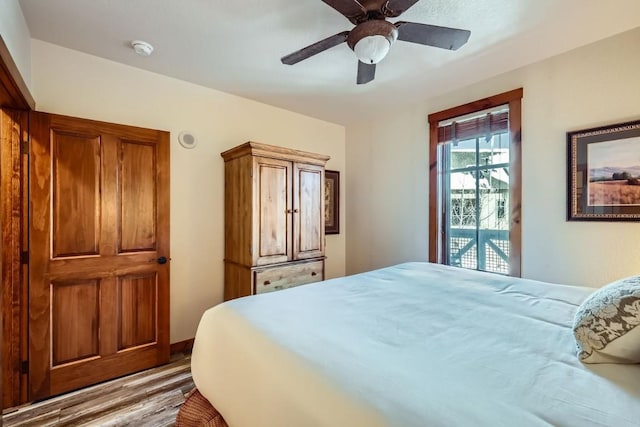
[31,40,346,342]
[0,0,31,86]
[346,27,640,288]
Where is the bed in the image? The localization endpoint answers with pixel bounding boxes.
[180,262,640,426]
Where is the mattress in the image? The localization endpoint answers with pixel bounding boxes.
[191,262,640,427]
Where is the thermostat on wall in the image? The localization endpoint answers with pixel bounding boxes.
[178,131,197,149]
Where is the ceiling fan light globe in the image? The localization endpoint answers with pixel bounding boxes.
[354,35,390,64]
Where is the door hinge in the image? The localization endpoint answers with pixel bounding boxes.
[20,251,29,264]
[20,139,29,155]
[250,168,253,177]
[20,360,29,374]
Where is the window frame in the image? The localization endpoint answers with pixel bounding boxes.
[427,88,523,277]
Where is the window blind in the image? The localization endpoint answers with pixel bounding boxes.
[438,111,509,143]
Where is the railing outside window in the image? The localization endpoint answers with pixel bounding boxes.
[449,228,509,274]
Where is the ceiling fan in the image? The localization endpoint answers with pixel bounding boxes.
[281,0,471,84]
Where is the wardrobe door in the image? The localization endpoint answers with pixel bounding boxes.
[253,156,292,266]
[292,162,324,260]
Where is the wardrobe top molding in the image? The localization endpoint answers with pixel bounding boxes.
[221,141,330,165]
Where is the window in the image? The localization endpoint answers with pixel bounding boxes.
[428,89,523,277]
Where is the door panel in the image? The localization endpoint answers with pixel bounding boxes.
[51,131,101,257]
[29,112,170,400]
[118,273,157,350]
[293,163,324,260]
[120,141,156,252]
[254,157,291,265]
[51,280,100,366]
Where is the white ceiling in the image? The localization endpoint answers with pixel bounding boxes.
[18,0,640,125]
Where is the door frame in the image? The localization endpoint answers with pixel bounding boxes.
[0,35,35,411]
[1,108,28,408]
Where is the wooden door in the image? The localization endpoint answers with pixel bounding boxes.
[293,163,324,260]
[29,112,170,400]
[253,157,291,266]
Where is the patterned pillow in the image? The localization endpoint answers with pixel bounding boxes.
[573,276,640,364]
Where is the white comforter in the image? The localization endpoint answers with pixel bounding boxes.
[191,262,640,427]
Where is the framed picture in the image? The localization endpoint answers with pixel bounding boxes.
[568,119,640,221]
[325,170,340,234]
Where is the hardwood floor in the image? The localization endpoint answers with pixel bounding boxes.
[1,355,194,426]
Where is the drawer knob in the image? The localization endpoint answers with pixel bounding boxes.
[311,272,317,276]
[263,280,271,286]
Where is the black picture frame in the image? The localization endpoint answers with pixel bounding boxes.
[325,170,340,234]
[568,119,640,221]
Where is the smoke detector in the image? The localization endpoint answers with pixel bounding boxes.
[131,40,154,56]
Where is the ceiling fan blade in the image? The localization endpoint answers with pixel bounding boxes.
[322,0,367,24]
[281,31,350,65]
[382,0,421,17]
[395,21,471,50]
[357,61,376,84]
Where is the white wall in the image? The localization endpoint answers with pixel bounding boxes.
[346,27,640,288]
[31,40,346,342]
[0,0,31,86]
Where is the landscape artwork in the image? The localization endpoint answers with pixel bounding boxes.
[587,136,640,206]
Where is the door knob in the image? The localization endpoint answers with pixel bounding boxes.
[154,256,168,265]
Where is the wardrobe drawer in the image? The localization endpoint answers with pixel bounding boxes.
[254,261,324,294]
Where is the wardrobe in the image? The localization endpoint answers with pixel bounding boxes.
[221,142,329,300]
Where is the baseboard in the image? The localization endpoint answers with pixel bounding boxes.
[170,338,195,355]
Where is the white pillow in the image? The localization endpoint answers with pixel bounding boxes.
[573,276,640,364]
